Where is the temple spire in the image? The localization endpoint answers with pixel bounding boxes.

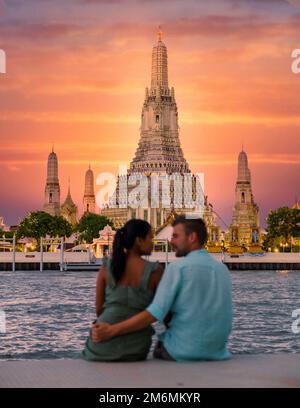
[232,148,260,244]
[292,195,300,209]
[157,25,162,42]
[83,165,96,213]
[151,27,168,91]
[129,28,190,175]
[43,148,60,216]
[61,176,77,226]
[237,149,251,183]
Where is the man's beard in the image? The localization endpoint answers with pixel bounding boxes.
[175,248,189,257]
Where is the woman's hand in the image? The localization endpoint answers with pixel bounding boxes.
[91,321,115,342]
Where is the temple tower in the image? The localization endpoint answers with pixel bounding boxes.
[231,148,260,244]
[43,147,60,216]
[83,165,96,213]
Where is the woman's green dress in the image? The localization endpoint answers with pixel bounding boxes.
[82,259,159,361]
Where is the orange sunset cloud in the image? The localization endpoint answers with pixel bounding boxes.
[0,0,299,226]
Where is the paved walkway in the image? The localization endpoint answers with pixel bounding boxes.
[1,354,299,388]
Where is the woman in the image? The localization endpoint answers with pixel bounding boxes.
[82,219,165,361]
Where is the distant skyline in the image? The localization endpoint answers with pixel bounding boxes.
[0,0,300,227]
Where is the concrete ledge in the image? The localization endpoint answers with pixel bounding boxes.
[1,354,300,388]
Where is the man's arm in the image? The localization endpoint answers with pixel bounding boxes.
[163,311,173,328]
[92,310,156,342]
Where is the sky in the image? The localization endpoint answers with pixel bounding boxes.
[0,0,300,228]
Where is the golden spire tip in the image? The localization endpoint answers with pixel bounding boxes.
[157,25,162,42]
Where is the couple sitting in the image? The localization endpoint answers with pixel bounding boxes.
[82,215,232,362]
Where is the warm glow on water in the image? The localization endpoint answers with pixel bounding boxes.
[0,270,300,360]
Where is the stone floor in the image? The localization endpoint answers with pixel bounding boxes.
[1,354,300,388]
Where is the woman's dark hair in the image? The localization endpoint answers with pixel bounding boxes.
[110,219,152,284]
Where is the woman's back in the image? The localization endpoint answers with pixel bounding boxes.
[82,258,161,361]
[100,258,159,323]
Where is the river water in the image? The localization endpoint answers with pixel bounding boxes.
[0,270,299,360]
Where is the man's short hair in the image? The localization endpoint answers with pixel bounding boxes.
[172,215,208,246]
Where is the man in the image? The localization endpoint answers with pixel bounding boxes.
[92,215,232,362]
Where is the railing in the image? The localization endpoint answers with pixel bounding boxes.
[40,237,65,272]
[0,235,16,271]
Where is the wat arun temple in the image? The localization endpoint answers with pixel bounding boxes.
[100,29,261,250]
[101,29,216,232]
[42,29,262,251]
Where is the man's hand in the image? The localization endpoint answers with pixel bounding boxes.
[91,311,156,342]
[91,322,115,343]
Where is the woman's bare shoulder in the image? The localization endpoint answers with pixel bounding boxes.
[148,262,165,290]
[97,265,108,282]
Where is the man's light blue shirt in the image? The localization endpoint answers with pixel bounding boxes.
[146,249,232,362]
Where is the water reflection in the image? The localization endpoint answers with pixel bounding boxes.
[1,270,300,359]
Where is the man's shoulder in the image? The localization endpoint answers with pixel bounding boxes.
[204,253,229,272]
[177,251,229,273]
[169,256,189,269]
[210,258,231,281]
